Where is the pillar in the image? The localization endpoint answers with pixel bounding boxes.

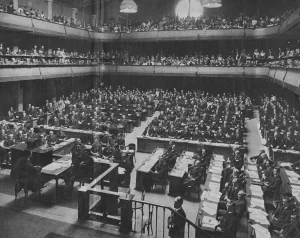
[46,0,53,20]
[92,15,96,28]
[13,0,18,11]
[95,2,100,27]
[92,76,100,89]
[256,0,261,18]
[47,79,56,101]
[113,0,119,23]
[71,8,78,24]
[13,82,23,112]
[100,0,104,25]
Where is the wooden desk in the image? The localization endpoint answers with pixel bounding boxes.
[41,155,113,202]
[272,149,300,163]
[44,126,103,144]
[168,151,196,196]
[196,154,224,235]
[135,148,164,191]
[137,136,243,155]
[41,154,72,201]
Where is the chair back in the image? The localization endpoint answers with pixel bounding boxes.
[128,143,136,151]
[141,190,146,201]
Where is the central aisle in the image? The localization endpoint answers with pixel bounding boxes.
[245,109,263,157]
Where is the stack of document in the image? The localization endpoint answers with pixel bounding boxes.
[201,216,218,229]
[214,155,225,161]
[202,202,218,216]
[211,174,222,183]
[250,198,265,209]
[251,224,271,238]
[209,166,222,175]
[185,151,194,157]
[250,185,263,197]
[212,161,223,167]
[280,162,292,168]
[206,190,222,203]
[248,170,259,179]
[248,165,258,171]
[208,182,220,191]
[248,208,269,225]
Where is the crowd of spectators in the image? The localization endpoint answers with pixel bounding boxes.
[259,95,300,151]
[100,46,300,68]
[0,43,98,66]
[0,1,93,31]
[0,0,296,33]
[142,90,253,145]
[250,148,300,237]
[7,84,155,136]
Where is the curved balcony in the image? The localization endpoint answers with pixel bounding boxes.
[1,11,299,42]
[0,64,299,94]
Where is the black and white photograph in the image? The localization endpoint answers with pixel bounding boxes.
[0,0,300,237]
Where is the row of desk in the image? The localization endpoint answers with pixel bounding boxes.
[137,136,243,155]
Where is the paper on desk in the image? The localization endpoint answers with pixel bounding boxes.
[202,201,218,211]
[250,189,263,197]
[185,151,194,157]
[212,161,223,167]
[206,192,221,203]
[248,170,259,179]
[208,182,220,190]
[248,207,268,216]
[250,198,265,209]
[251,224,271,238]
[211,174,222,182]
[249,212,269,225]
[214,155,224,161]
[248,165,258,171]
[201,216,218,228]
[280,162,293,167]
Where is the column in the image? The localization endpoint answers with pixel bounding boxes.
[92,15,96,28]
[46,0,53,20]
[113,0,119,23]
[71,8,78,24]
[13,0,18,11]
[46,79,56,101]
[13,82,23,112]
[95,2,100,27]
[100,0,104,25]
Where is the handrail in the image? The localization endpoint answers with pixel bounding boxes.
[131,198,214,238]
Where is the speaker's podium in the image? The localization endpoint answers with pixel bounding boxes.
[31,147,53,168]
[11,140,54,168]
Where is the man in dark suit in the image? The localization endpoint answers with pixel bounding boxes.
[215,200,238,238]
[168,196,186,238]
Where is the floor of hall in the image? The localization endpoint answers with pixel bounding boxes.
[0,110,263,238]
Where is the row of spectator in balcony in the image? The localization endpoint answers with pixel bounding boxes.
[0,1,93,31]
[1,42,300,68]
[0,43,97,66]
[0,0,296,33]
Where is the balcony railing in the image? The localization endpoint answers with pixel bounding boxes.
[1,10,300,41]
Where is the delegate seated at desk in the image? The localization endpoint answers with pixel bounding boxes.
[215,200,238,238]
[269,196,297,232]
[261,167,282,201]
[46,131,57,145]
[182,160,204,195]
[271,213,299,238]
[90,136,102,157]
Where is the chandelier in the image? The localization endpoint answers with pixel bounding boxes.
[202,0,222,8]
[120,0,138,13]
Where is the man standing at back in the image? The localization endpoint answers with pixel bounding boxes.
[168,196,186,238]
